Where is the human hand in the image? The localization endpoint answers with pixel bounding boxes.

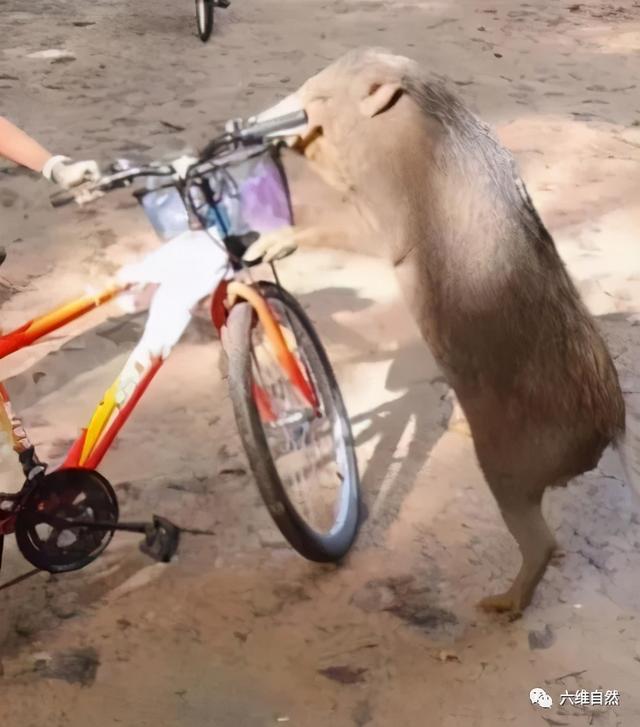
[44,156,101,189]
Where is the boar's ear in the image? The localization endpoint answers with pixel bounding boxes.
[359,81,404,118]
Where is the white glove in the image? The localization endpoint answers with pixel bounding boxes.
[172,154,198,180]
[42,155,101,190]
[243,226,299,263]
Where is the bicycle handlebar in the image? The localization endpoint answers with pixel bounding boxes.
[49,109,308,209]
[197,109,307,162]
[50,189,76,208]
[49,164,175,208]
[236,110,308,143]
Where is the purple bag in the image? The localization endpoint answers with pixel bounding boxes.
[207,146,294,240]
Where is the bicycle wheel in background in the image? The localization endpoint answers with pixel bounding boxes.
[225,282,361,562]
[195,0,214,42]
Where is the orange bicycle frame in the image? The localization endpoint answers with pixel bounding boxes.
[212,280,318,419]
[0,285,122,359]
[1,276,317,485]
[0,284,165,476]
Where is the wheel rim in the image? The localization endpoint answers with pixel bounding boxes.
[250,299,354,537]
[196,0,207,32]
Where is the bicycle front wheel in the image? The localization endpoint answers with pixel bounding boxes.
[225,282,361,562]
[195,0,214,41]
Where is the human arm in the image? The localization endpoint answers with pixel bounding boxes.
[0,116,100,189]
[0,116,52,172]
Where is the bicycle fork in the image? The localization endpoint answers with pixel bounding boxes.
[222,280,319,411]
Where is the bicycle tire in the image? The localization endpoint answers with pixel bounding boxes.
[225,282,361,562]
[195,0,214,42]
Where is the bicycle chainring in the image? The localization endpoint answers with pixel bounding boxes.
[14,468,119,573]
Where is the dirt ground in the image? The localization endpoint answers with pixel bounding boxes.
[1,1,640,725]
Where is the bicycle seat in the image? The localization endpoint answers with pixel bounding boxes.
[0,247,5,267]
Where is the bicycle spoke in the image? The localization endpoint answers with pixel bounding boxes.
[249,298,348,533]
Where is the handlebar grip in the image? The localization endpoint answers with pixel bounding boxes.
[49,190,76,208]
[239,110,308,142]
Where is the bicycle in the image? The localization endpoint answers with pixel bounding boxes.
[195,0,229,42]
[0,110,361,587]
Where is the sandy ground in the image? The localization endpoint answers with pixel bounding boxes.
[1,0,640,725]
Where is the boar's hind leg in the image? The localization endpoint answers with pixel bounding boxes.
[477,480,556,615]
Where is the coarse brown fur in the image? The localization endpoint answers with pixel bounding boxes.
[257,48,627,613]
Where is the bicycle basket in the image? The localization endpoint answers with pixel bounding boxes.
[203,145,294,255]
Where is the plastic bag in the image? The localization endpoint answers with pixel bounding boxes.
[140,179,191,242]
[205,147,293,240]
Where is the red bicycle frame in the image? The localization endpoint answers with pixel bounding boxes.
[0,275,317,538]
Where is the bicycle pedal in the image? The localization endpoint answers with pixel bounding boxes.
[139,516,180,563]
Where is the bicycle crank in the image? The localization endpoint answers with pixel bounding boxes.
[14,468,119,573]
[13,468,182,571]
